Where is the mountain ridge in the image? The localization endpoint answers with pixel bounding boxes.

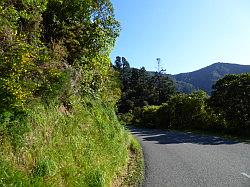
[172,62,248,75]
[171,62,250,93]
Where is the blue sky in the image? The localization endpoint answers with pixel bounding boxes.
[110,0,250,74]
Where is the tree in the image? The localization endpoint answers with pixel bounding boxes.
[114,56,122,70]
[0,0,64,111]
[114,56,176,113]
[0,0,121,112]
[119,66,151,112]
[209,74,250,129]
[42,0,120,65]
[149,72,176,105]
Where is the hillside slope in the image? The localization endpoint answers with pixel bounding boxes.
[173,62,250,93]
[0,1,143,186]
[0,97,132,186]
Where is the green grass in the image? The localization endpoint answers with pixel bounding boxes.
[113,135,144,187]
[124,135,144,186]
[0,96,131,186]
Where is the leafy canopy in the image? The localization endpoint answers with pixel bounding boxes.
[210,73,250,129]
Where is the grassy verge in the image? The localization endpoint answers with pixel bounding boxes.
[113,135,144,187]
[0,96,130,186]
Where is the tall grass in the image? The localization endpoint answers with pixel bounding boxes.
[0,96,129,186]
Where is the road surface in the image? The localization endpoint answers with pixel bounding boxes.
[129,127,250,187]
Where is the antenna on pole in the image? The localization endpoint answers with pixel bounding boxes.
[156,58,166,74]
[156,58,161,73]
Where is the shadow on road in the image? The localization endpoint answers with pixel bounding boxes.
[127,126,239,145]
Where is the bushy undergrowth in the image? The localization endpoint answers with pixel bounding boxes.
[209,74,250,131]
[134,89,250,136]
[0,96,130,186]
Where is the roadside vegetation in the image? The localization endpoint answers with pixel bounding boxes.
[0,1,143,186]
[113,134,144,187]
[0,98,130,186]
[115,58,250,137]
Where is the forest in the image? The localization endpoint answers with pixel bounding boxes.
[115,57,250,136]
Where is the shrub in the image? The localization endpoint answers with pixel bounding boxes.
[118,112,134,125]
[140,105,161,128]
[167,91,208,129]
[156,103,171,129]
[136,90,226,131]
[210,73,250,130]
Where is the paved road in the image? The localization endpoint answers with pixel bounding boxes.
[129,127,250,187]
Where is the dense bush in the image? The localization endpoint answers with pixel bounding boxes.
[137,91,226,131]
[135,74,249,136]
[139,105,161,128]
[0,0,121,139]
[167,91,210,129]
[210,73,250,131]
[0,1,64,112]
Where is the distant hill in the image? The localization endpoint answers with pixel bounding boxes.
[172,62,250,94]
[139,62,250,94]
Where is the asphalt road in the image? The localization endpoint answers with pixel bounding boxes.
[129,127,250,187]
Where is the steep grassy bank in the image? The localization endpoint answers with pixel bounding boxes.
[0,1,145,186]
[0,96,132,186]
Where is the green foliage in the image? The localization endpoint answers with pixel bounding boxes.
[210,73,250,130]
[135,74,249,136]
[167,92,206,129]
[118,112,134,125]
[114,56,176,113]
[0,0,121,135]
[0,1,68,111]
[42,0,120,65]
[167,91,222,129]
[137,91,225,131]
[175,80,197,94]
[140,105,161,128]
[33,159,57,177]
[0,0,131,186]
[41,0,121,101]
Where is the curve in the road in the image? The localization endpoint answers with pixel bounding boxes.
[129,127,250,187]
